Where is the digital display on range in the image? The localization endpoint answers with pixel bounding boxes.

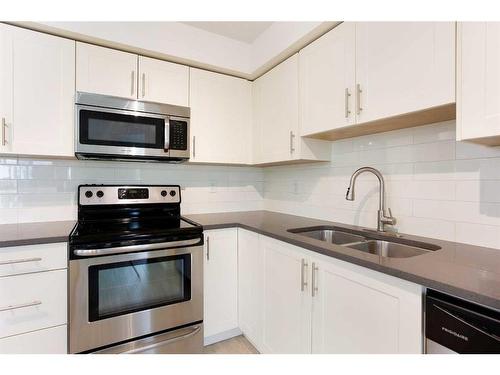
[118,188,149,200]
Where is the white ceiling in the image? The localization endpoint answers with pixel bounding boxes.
[182,22,274,44]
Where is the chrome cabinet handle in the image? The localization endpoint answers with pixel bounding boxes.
[344,88,351,118]
[131,70,136,96]
[311,262,318,297]
[142,73,146,98]
[192,136,196,158]
[0,300,42,312]
[0,257,42,266]
[290,131,295,154]
[356,83,363,115]
[123,325,202,354]
[2,117,8,146]
[206,236,210,261]
[301,259,308,291]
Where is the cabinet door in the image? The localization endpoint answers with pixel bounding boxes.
[138,56,188,106]
[299,22,356,136]
[355,22,455,124]
[457,22,500,142]
[311,256,422,353]
[253,55,300,164]
[237,229,263,350]
[0,269,67,339]
[261,236,311,353]
[8,27,74,157]
[0,325,67,354]
[76,42,138,99]
[0,24,13,154]
[190,68,252,164]
[203,229,239,341]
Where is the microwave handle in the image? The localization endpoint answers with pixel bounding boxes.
[164,118,170,151]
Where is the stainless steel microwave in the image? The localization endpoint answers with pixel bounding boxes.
[75,92,190,163]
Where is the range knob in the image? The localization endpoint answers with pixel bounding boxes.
[96,190,104,198]
[161,190,168,197]
[169,190,176,197]
[85,191,93,198]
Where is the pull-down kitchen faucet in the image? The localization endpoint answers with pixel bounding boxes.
[346,167,396,232]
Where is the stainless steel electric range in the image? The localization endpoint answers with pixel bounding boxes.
[68,185,204,354]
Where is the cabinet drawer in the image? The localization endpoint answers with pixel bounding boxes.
[0,269,67,338]
[0,242,67,277]
[0,325,67,354]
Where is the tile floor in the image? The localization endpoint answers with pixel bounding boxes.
[203,335,259,354]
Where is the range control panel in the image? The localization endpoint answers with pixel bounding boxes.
[79,185,180,206]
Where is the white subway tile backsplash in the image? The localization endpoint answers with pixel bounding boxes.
[0,157,264,223]
[2,120,500,250]
[264,120,500,250]
[412,120,455,144]
[455,222,500,249]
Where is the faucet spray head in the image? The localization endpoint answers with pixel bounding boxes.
[346,186,354,201]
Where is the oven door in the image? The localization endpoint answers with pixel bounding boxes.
[75,105,170,159]
[69,245,203,353]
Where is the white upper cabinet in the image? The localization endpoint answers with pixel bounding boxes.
[300,22,356,136]
[253,54,331,165]
[189,68,252,164]
[138,56,188,106]
[0,24,74,157]
[355,22,455,124]
[76,42,138,99]
[77,43,189,106]
[253,54,300,164]
[457,22,500,144]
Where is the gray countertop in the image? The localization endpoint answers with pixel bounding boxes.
[0,210,499,310]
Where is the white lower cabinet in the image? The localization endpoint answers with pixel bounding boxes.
[311,256,423,353]
[236,231,423,354]
[0,325,67,354]
[0,242,67,354]
[260,236,312,354]
[203,229,239,344]
[237,229,263,349]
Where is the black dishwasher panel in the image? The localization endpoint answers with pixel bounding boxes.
[426,290,500,354]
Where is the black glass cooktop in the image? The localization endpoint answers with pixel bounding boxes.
[69,216,202,248]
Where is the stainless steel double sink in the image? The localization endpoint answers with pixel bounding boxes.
[287,227,441,258]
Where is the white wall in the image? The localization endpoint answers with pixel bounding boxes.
[0,158,264,223]
[264,120,500,250]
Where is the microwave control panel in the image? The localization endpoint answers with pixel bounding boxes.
[169,120,188,150]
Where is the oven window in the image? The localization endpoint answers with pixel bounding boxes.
[88,254,191,322]
[79,109,165,149]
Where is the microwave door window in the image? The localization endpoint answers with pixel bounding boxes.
[88,119,156,145]
[80,110,164,149]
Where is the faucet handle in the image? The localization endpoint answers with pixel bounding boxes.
[385,207,397,225]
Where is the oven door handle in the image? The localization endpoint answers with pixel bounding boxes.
[73,238,201,257]
[122,324,202,354]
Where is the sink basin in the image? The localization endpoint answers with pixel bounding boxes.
[346,240,431,258]
[288,226,440,258]
[288,227,366,245]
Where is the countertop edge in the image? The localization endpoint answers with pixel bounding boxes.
[0,236,69,248]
